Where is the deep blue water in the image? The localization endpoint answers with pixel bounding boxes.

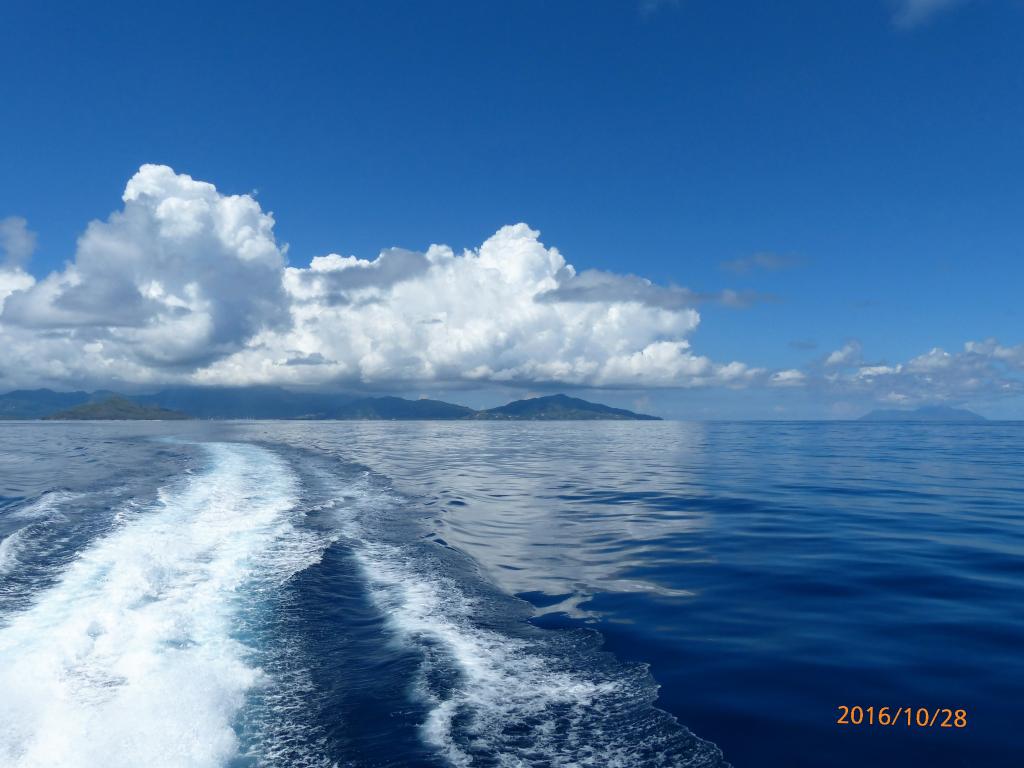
[0,421,1021,767]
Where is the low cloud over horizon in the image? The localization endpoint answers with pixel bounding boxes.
[0,166,758,393]
[0,165,1020,415]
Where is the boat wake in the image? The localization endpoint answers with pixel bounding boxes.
[0,440,727,768]
[0,444,318,768]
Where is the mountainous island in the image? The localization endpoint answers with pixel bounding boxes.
[476,393,660,420]
[858,405,986,422]
[43,397,191,421]
[0,388,660,421]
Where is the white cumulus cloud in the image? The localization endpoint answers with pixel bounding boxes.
[0,165,758,391]
[0,268,35,314]
[2,166,288,377]
[205,222,756,388]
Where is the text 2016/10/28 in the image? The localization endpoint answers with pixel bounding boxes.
[836,706,967,728]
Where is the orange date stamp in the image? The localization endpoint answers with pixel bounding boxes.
[836,706,967,728]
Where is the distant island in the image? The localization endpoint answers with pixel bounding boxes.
[44,397,191,421]
[474,394,660,421]
[858,405,986,422]
[1,388,660,421]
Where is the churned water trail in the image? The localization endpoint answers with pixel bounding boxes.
[0,443,315,768]
[1,433,726,768]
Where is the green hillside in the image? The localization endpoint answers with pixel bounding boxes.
[44,397,191,421]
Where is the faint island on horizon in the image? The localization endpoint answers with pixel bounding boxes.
[858,405,986,422]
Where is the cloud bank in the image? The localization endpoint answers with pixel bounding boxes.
[2,164,1019,414]
[720,252,795,275]
[818,338,1024,406]
[0,165,756,391]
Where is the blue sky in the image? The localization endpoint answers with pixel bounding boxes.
[1,1,1022,417]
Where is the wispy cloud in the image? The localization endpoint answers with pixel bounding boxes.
[537,269,775,310]
[0,217,36,268]
[789,339,818,351]
[644,0,966,29]
[892,0,965,27]
[825,340,863,367]
[639,0,681,17]
[770,369,806,387]
[720,252,797,275]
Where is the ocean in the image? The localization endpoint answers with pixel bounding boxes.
[0,421,1020,767]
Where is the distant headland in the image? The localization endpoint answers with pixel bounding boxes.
[0,388,660,422]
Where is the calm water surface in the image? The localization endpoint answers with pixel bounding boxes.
[0,421,1020,767]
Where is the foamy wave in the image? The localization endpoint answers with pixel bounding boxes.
[350,518,724,767]
[0,528,25,574]
[356,543,605,766]
[0,492,81,579]
[0,443,310,768]
[8,490,80,521]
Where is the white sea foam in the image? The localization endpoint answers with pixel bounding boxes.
[0,443,307,768]
[357,538,686,767]
[0,492,80,579]
[0,528,24,574]
[7,490,79,521]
